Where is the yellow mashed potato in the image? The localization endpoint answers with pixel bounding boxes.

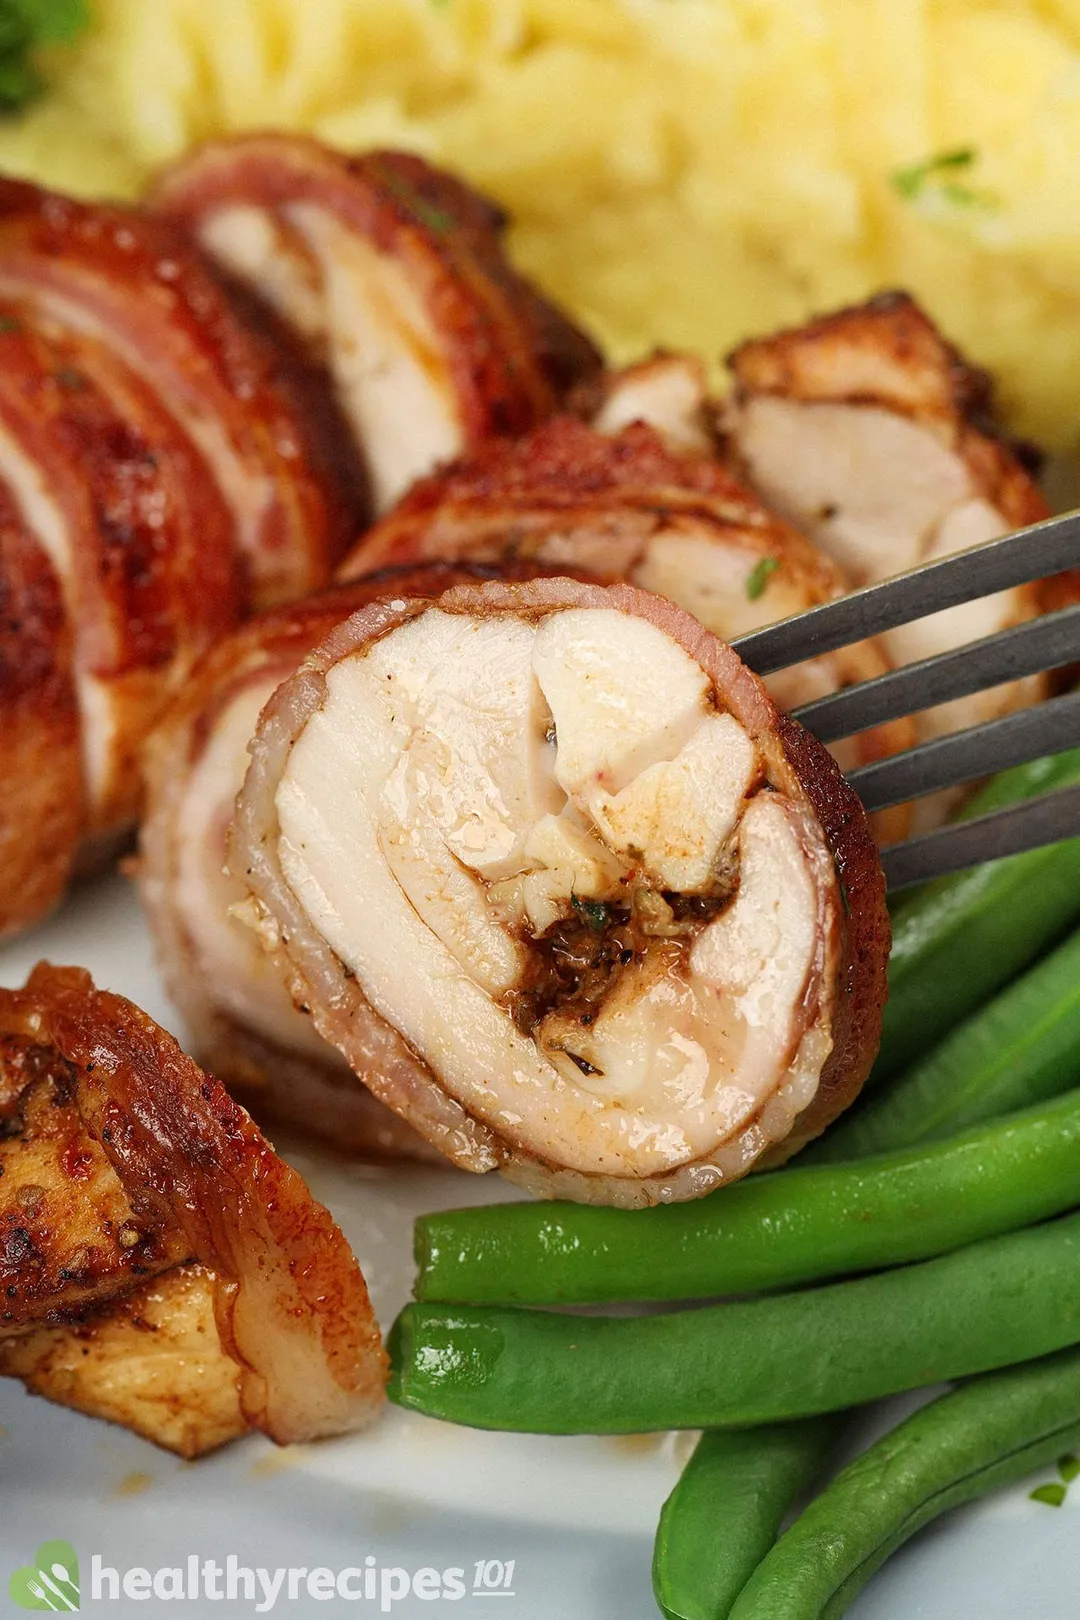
[6,0,1080,446]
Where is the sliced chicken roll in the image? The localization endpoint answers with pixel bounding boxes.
[154,135,601,514]
[342,418,915,824]
[0,308,245,931]
[0,964,385,1455]
[0,176,358,608]
[231,577,888,1207]
[140,566,512,1159]
[726,292,1061,752]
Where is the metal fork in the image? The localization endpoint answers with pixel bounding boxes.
[731,509,1080,891]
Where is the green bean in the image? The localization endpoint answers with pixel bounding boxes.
[413,1087,1080,1305]
[390,1211,1080,1432]
[727,1346,1080,1619]
[876,745,1080,1081]
[808,926,1080,1164]
[653,1419,842,1620]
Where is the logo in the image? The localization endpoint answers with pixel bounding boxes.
[9,1541,80,1611]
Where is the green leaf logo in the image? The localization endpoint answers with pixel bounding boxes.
[9,1540,80,1610]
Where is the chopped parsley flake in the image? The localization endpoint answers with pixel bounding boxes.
[746,556,780,601]
[571,895,610,932]
[890,147,996,211]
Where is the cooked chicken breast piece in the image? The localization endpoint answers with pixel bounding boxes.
[154,136,600,514]
[0,1265,247,1459]
[0,964,386,1452]
[140,568,510,1159]
[343,418,915,825]
[725,293,1060,761]
[230,576,888,1207]
[578,352,716,456]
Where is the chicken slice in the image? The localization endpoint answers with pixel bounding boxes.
[0,176,358,609]
[0,309,244,872]
[0,1265,247,1459]
[342,418,916,829]
[725,293,1061,761]
[580,352,716,456]
[154,136,600,514]
[139,568,501,1160]
[0,964,386,1451]
[231,576,888,1207]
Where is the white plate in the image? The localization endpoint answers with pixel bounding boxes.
[0,873,1076,1618]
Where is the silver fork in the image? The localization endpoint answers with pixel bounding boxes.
[731,509,1080,891]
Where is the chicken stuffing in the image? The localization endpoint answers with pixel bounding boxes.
[154,135,601,513]
[0,964,385,1455]
[725,293,1064,763]
[229,576,888,1207]
[342,417,916,830]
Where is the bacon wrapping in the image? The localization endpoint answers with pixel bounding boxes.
[139,565,519,1158]
[724,292,1064,758]
[0,177,360,938]
[342,417,916,830]
[229,576,889,1207]
[0,964,386,1456]
[153,135,601,514]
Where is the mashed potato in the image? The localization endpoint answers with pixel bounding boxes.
[5,0,1080,446]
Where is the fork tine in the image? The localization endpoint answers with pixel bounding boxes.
[882,783,1080,890]
[732,509,1080,676]
[792,603,1080,743]
[846,690,1080,812]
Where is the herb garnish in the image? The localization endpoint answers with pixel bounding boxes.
[890,147,996,211]
[746,556,780,601]
[571,895,610,932]
[0,0,90,113]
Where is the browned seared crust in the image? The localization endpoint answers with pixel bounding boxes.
[0,964,386,1444]
[343,415,858,583]
[154,134,601,446]
[0,175,357,606]
[728,290,1049,535]
[0,478,83,938]
[231,576,889,1203]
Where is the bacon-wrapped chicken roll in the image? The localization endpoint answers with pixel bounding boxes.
[0,177,355,607]
[229,576,888,1207]
[0,179,359,938]
[0,964,385,1456]
[342,417,915,809]
[725,292,1060,749]
[154,136,601,514]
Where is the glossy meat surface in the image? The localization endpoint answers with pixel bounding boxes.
[0,964,386,1450]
